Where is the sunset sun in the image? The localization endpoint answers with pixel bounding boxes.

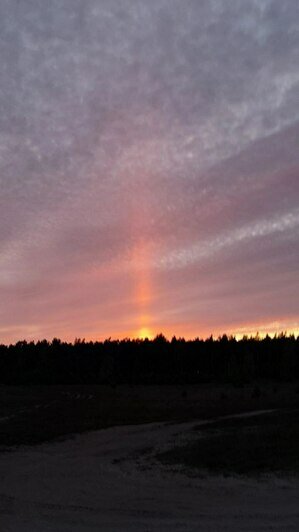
[137,327,153,340]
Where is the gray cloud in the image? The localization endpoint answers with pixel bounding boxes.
[0,0,298,341]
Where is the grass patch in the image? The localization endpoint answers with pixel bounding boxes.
[157,409,299,476]
[1,384,299,449]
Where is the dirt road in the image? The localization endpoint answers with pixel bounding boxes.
[1,416,299,531]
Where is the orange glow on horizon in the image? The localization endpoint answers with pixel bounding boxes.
[1,321,298,345]
[137,327,154,340]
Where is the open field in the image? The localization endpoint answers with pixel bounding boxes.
[157,408,299,476]
[1,384,299,530]
[1,411,299,531]
[1,383,299,448]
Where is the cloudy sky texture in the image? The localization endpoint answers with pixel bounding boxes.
[0,0,298,342]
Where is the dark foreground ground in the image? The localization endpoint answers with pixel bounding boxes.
[1,384,299,531]
[1,406,299,531]
[0,383,299,455]
[157,408,299,476]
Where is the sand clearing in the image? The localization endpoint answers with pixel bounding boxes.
[1,415,299,531]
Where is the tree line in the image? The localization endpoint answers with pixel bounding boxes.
[0,333,298,385]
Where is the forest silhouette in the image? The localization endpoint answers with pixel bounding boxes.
[0,333,298,385]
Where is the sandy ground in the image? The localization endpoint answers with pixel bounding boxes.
[1,415,299,531]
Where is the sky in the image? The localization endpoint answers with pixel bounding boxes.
[0,0,298,343]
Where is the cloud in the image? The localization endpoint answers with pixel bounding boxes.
[0,0,298,341]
